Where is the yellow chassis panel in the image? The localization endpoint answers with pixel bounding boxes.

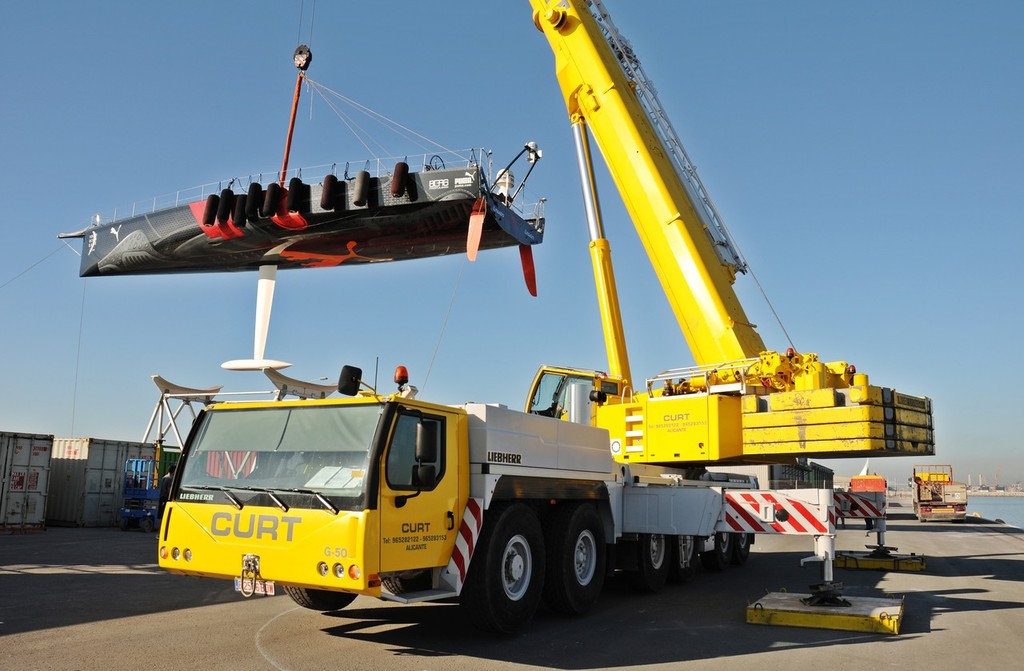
[835,552,927,572]
[742,404,930,429]
[739,437,933,457]
[744,422,933,443]
[747,592,903,634]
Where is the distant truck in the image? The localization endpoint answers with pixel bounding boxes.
[911,465,967,522]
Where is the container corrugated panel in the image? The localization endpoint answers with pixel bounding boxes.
[47,438,156,527]
[0,432,54,531]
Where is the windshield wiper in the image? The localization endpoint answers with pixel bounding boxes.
[283,488,339,515]
[186,484,338,515]
[187,485,244,510]
[227,486,290,513]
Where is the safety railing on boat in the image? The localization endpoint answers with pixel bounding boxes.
[84,147,545,228]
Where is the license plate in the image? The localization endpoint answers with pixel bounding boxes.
[234,577,276,596]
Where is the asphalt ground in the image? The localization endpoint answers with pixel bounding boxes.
[2,508,1023,671]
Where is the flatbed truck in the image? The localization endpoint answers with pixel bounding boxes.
[912,465,967,522]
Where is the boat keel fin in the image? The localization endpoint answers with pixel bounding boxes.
[467,196,486,261]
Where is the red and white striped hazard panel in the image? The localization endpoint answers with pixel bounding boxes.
[440,498,484,594]
[724,490,835,535]
[833,491,885,519]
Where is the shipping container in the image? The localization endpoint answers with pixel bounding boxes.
[46,438,156,527]
[1,432,54,531]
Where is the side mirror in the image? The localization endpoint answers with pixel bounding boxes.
[338,365,362,396]
[414,464,436,488]
[396,420,439,509]
[415,421,438,463]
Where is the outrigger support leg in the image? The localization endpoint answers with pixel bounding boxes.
[799,533,850,606]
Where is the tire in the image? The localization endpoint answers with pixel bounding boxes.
[629,533,669,592]
[461,503,545,635]
[262,182,283,218]
[140,516,154,534]
[284,586,357,612]
[699,532,732,571]
[730,532,753,565]
[668,535,697,583]
[382,570,432,595]
[120,517,129,531]
[543,503,606,615]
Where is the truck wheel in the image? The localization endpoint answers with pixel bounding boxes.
[543,503,606,615]
[668,535,698,582]
[629,533,669,592]
[141,516,154,534]
[461,503,545,635]
[699,532,732,571]
[730,533,753,565]
[284,587,357,612]
[382,570,432,595]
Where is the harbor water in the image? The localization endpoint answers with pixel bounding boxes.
[968,495,1024,528]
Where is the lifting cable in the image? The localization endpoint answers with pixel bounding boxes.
[421,259,467,393]
[295,0,316,51]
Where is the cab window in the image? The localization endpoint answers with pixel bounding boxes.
[529,372,597,417]
[385,412,444,490]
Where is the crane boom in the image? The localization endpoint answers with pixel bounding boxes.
[586,0,747,276]
[527,0,935,465]
[530,0,764,364]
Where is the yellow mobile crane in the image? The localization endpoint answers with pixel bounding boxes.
[156,1,924,636]
[525,0,934,466]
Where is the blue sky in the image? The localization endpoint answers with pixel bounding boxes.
[1,1,1021,487]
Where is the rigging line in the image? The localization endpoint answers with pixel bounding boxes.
[308,84,381,159]
[310,83,392,158]
[70,280,87,437]
[305,80,429,158]
[306,80,399,158]
[746,264,796,352]
[304,77,468,161]
[0,243,69,291]
[310,83,419,161]
[421,259,467,393]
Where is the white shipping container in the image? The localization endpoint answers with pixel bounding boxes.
[47,438,156,527]
[0,432,53,531]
